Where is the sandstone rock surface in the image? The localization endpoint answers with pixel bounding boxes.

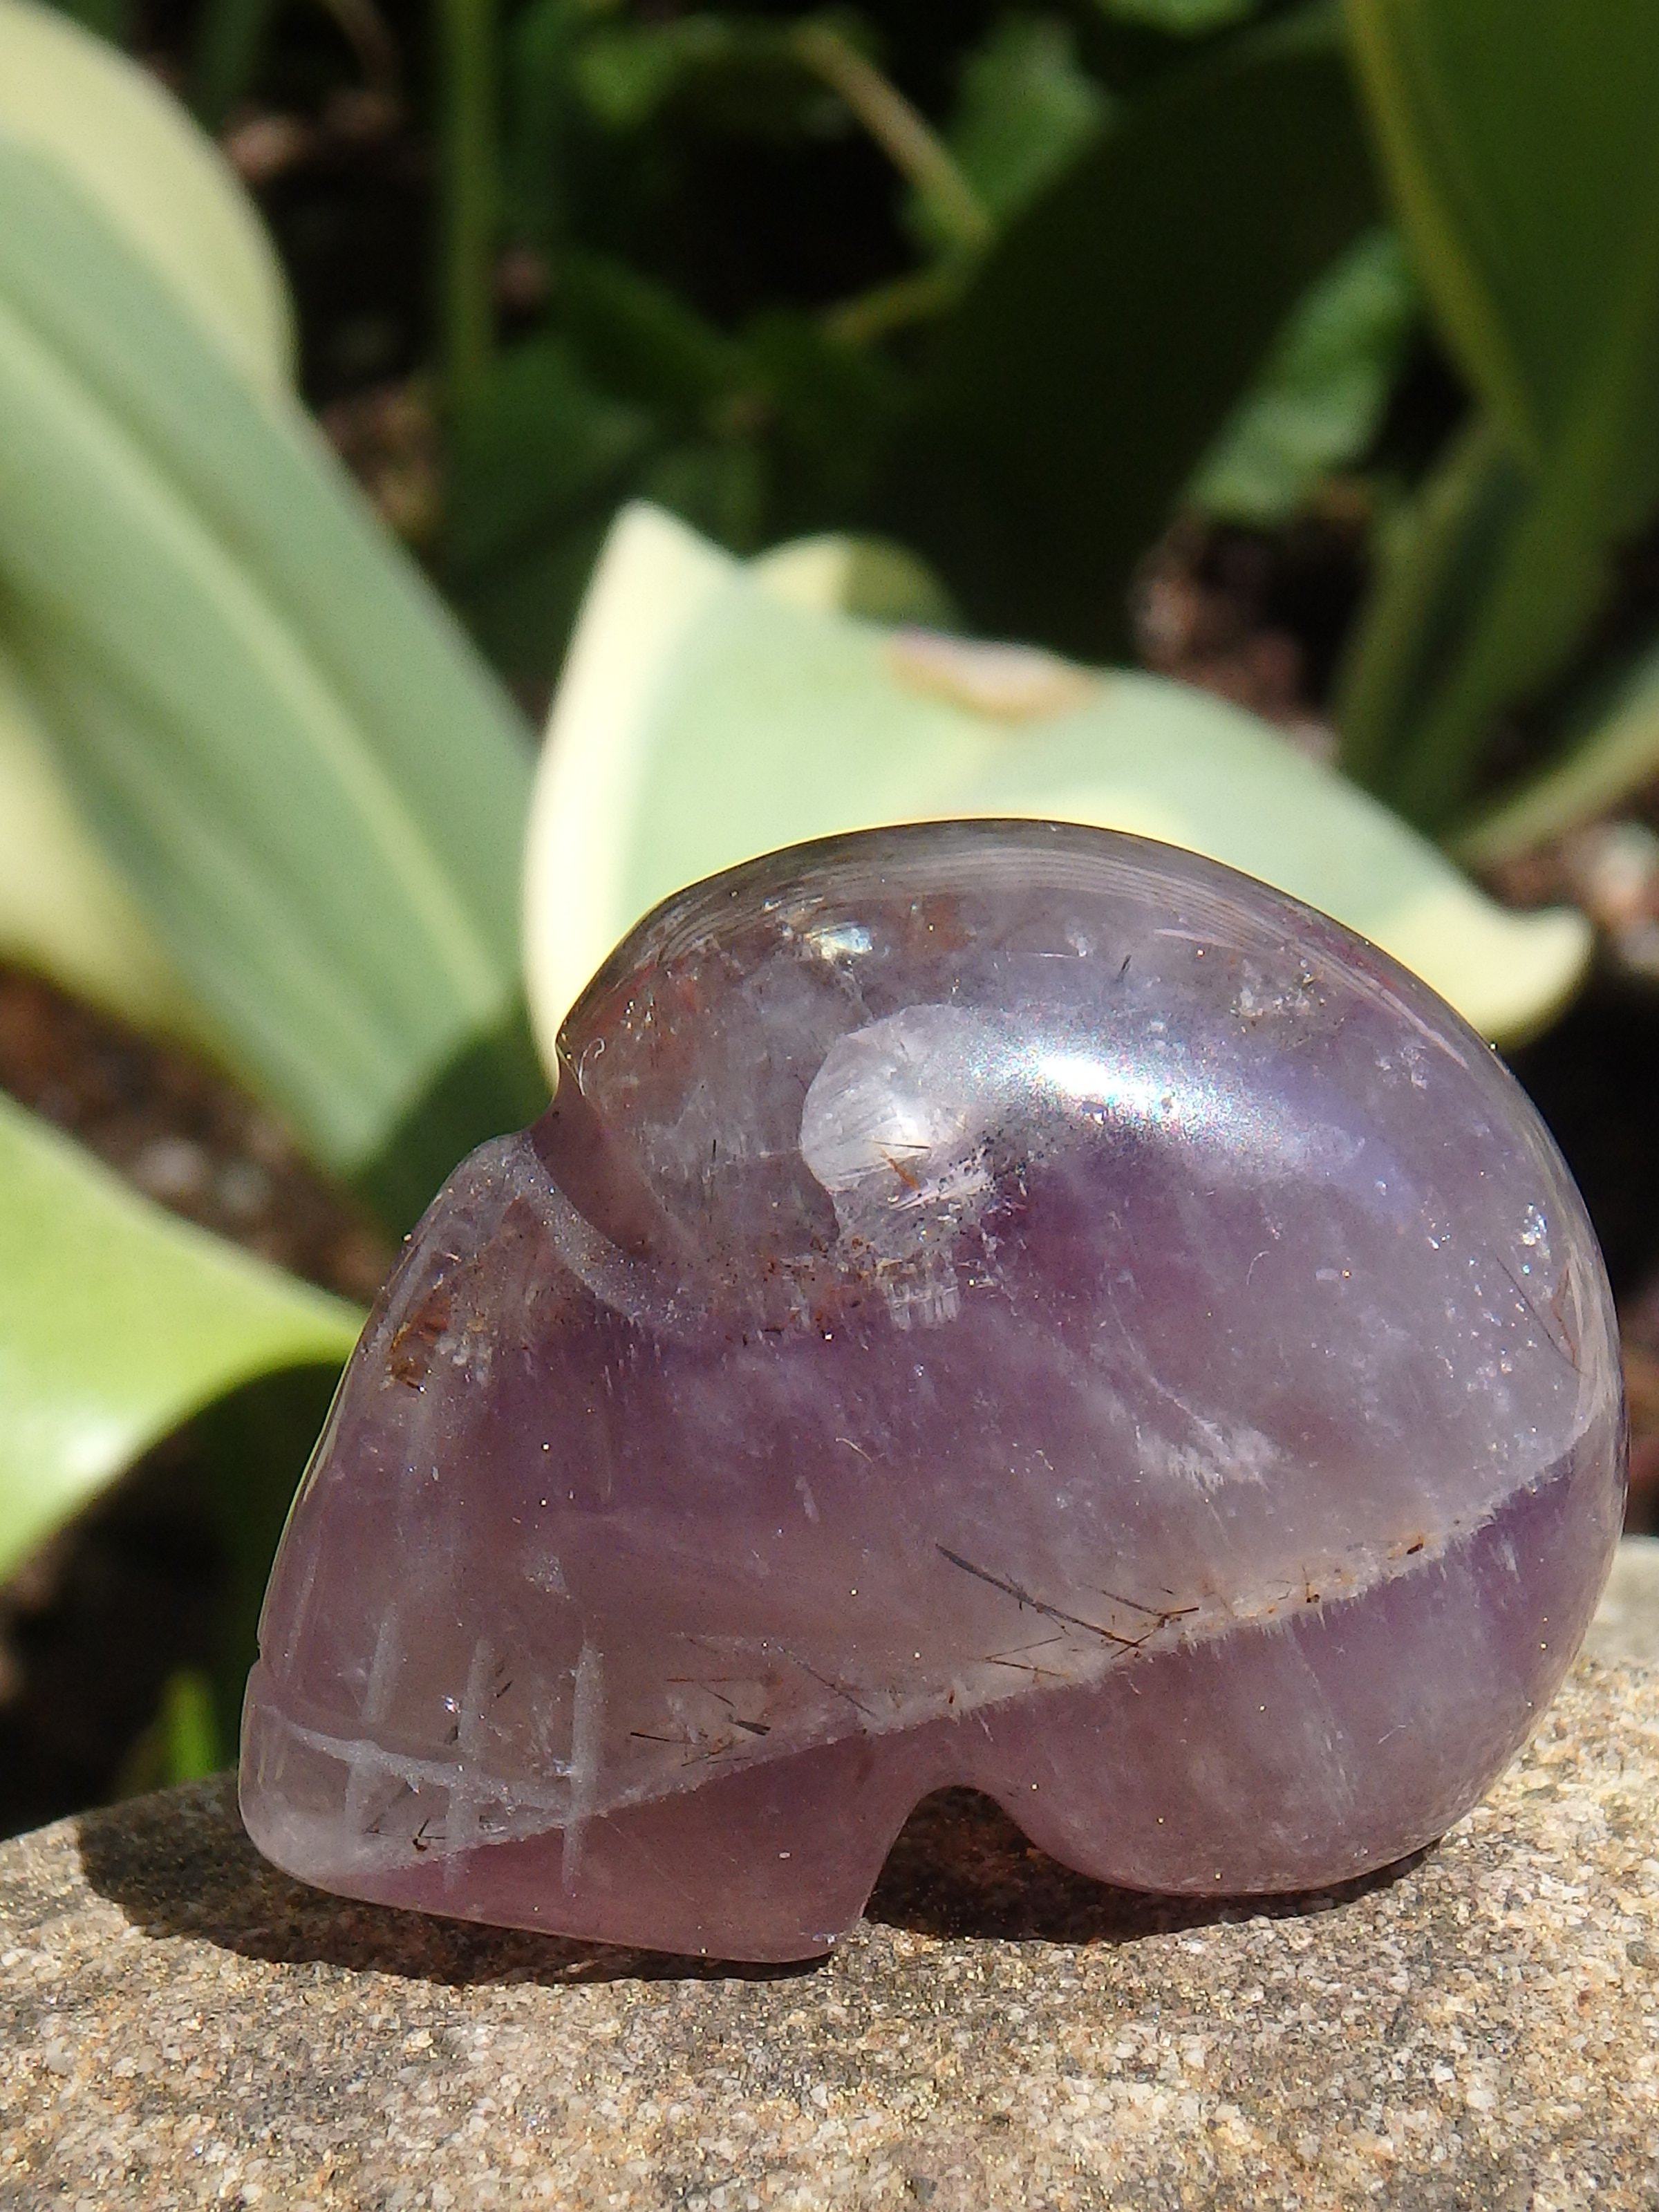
[6,1631,1659,2207]
[1584,1534,1659,1666]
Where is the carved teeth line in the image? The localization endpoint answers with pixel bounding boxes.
[270,1447,1576,1860]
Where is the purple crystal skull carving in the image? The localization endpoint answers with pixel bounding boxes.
[241,821,1625,1960]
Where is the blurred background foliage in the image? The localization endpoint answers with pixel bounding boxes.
[7,0,1659,1813]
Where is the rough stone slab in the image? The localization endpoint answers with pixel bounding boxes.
[10,1539,1659,2212]
[4,1642,1659,2210]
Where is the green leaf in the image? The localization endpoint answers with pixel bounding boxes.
[1347,0,1659,469]
[446,284,910,691]
[1094,0,1263,31]
[751,533,957,626]
[447,335,655,576]
[444,330,659,686]
[38,0,129,39]
[572,15,769,131]
[1192,227,1417,525]
[447,289,861,694]
[893,7,1379,656]
[910,15,1108,249]
[0,0,304,1049]
[0,638,197,1037]
[1459,633,1659,868]
[1338,0,1659,826]
[190,0,279,132]
[505,0,594,243]
[117,1670,224,1795]
[0,1090,360,1584]
[635,438,769,552]
[0,136,547,1203]
[560,253,745,415]
[741,308,904,529]
[0,0,292,393]
[524,506,1589,1058]
[1334,415,1527,792]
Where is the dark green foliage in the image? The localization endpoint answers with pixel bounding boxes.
[41,0,130,35]
[48,0,1405,695]
[890,9,1379,655]
[57,0,1659,842]
[422,0,1392,682]
[1340,0,1659,839]
[906,12,1107,247]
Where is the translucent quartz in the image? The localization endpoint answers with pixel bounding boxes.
[241,822,1625,1960]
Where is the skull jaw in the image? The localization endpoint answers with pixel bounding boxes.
[239,1443,1613,1964]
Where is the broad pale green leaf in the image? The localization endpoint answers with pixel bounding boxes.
[1339,0,1659,826]
[1192,229,1417,525]
[0,0,292,393]
[525,507,1588,1058]
[0,1090,360,1582]
[0,137,547,1208]
[0,641,196,1036]
[751,534,957,626]
[892,7,1379,656]
[0,0,301,1042]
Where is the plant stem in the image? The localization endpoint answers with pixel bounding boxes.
[823,263,966,348]
[791,22,991,257]
[434,0,499,419]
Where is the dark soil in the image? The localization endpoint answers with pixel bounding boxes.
[0,970,390,1299]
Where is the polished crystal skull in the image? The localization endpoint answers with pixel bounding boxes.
[241,821,1624,1961]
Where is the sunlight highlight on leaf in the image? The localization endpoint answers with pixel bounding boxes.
[525,507,1589,1062]
[0,0,292,392]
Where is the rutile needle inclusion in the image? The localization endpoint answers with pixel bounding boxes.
[240,822,1625,1962]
